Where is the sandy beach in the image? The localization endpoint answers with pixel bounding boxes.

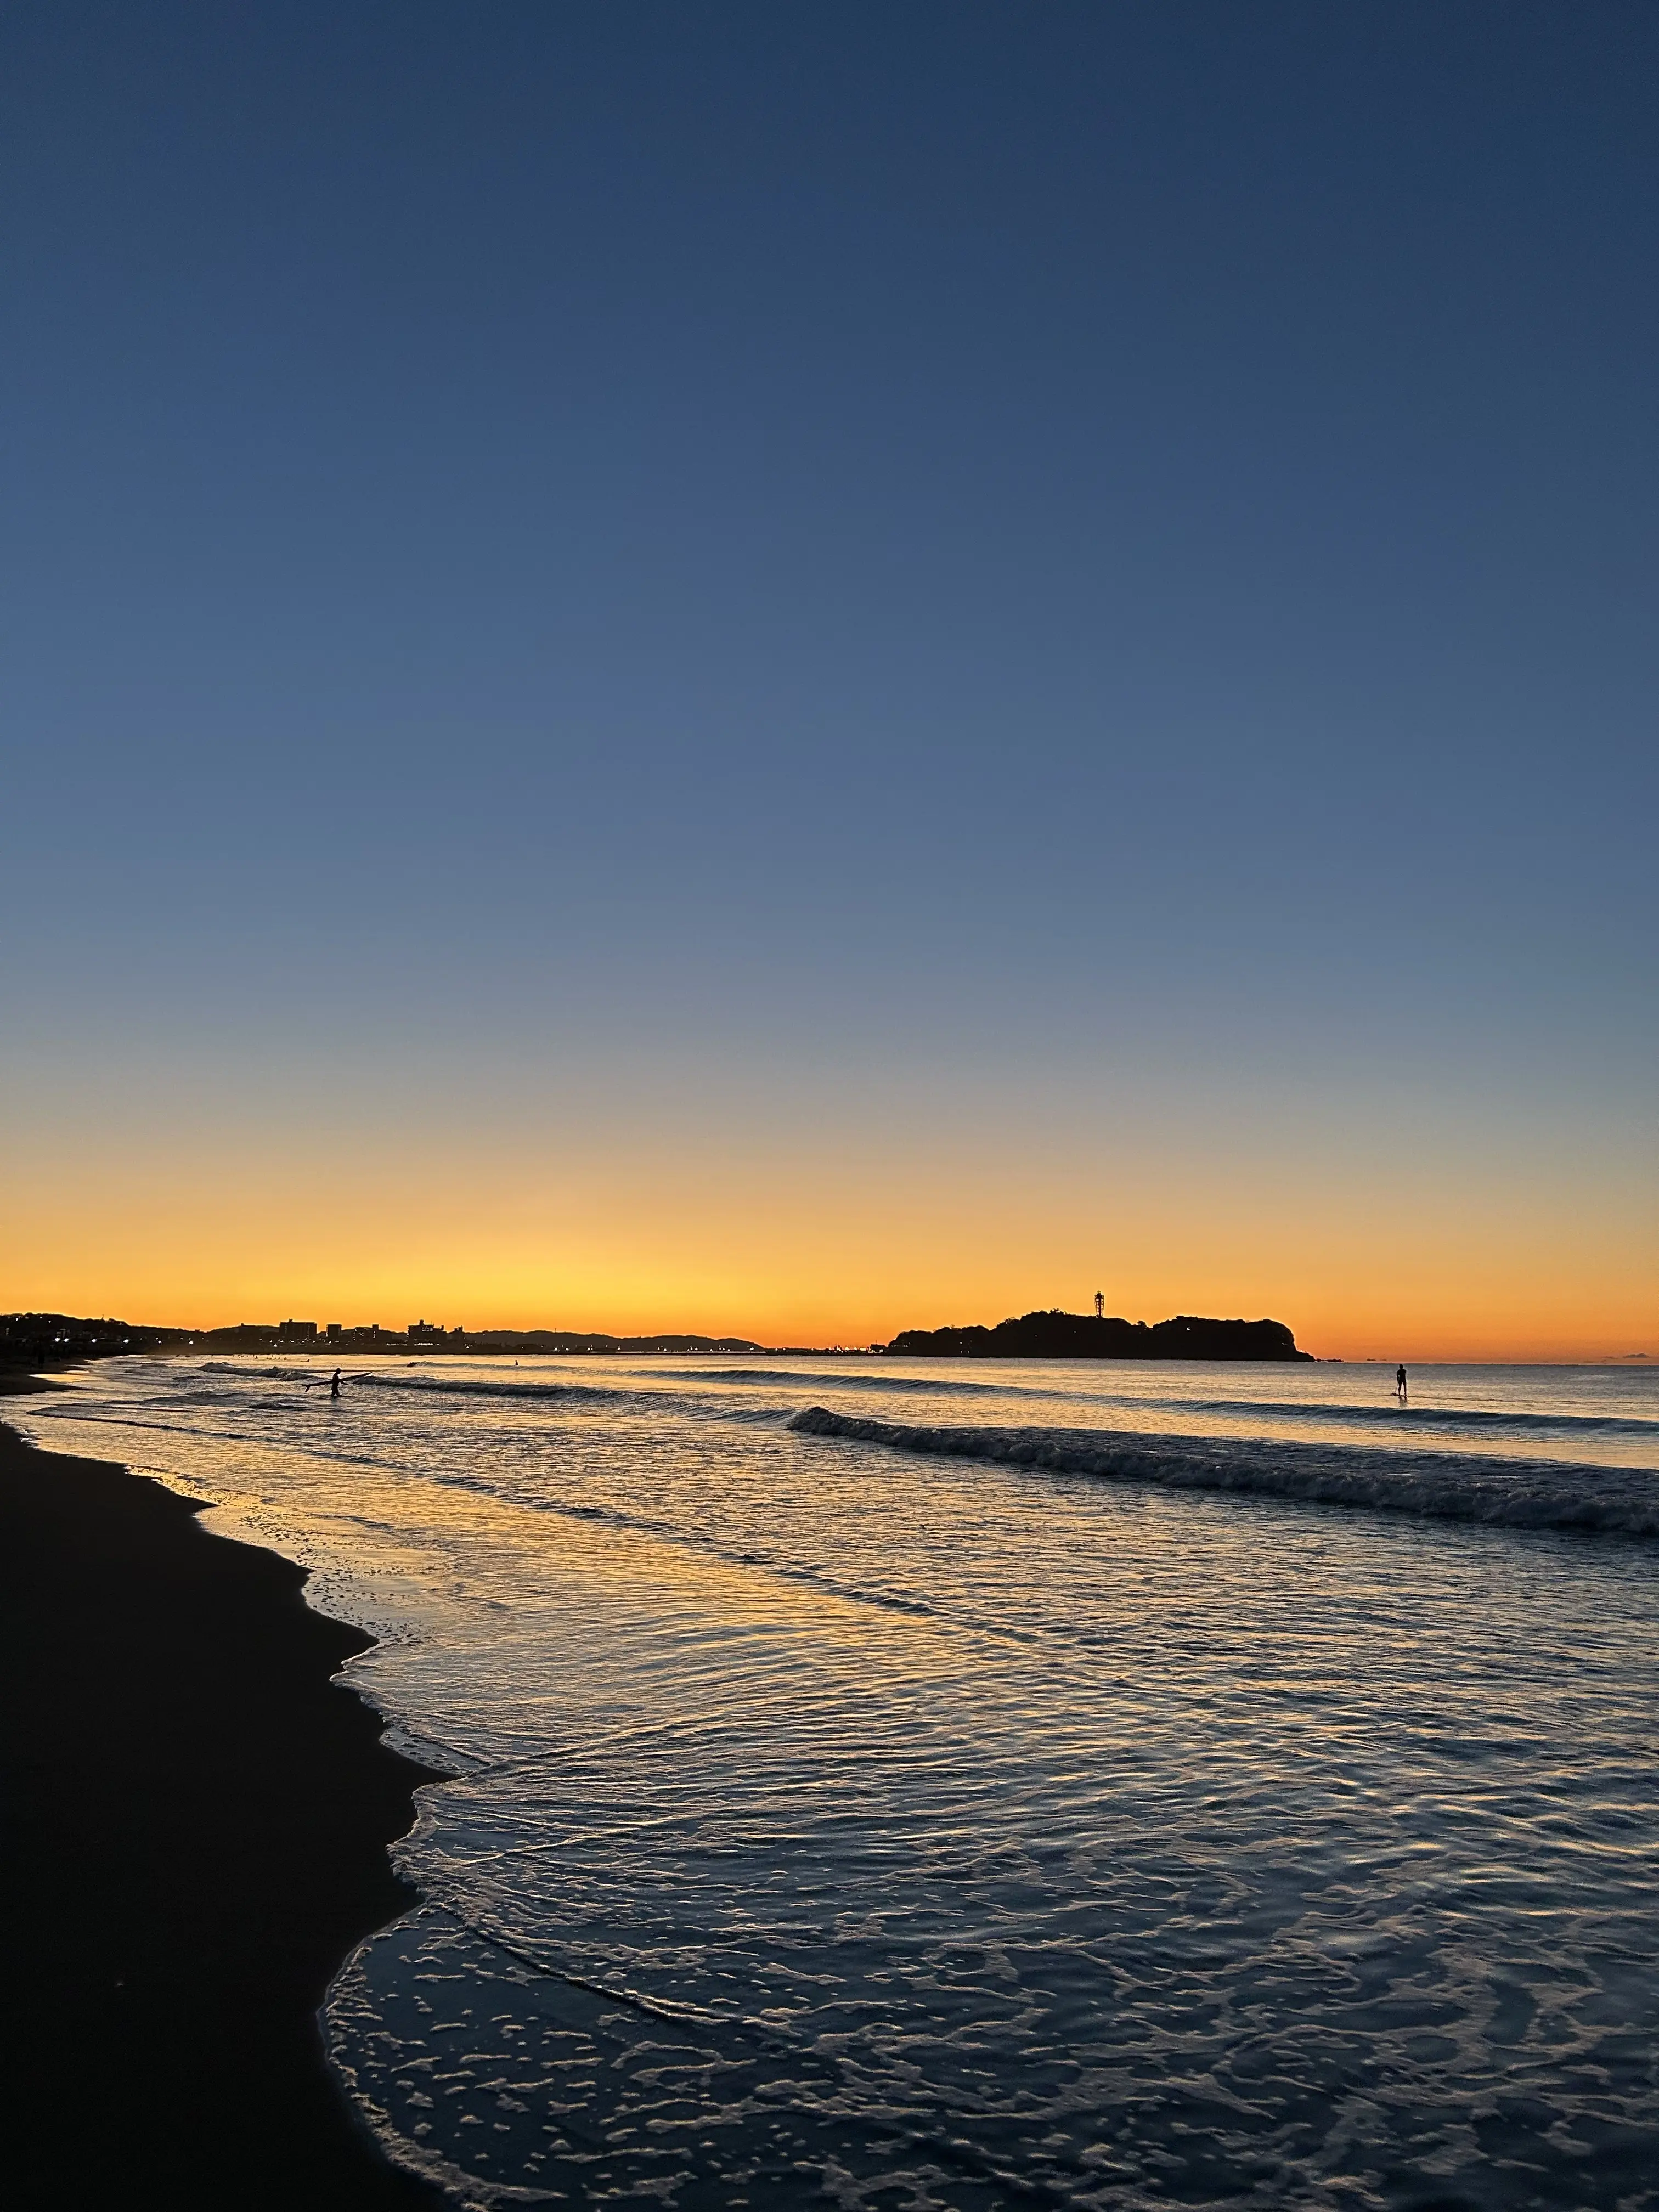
[0,1406,443,2209]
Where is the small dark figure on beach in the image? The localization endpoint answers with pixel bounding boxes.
[329,1368,343,1400]
[1396,1364,1408,1403]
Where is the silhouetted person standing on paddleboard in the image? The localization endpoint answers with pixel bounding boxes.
[1396,1364,1408,1403]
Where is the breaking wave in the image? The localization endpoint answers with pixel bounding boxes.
[788,1409,1659,1540]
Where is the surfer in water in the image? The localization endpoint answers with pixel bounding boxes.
[329,1367,343,1400]
[1396,1364,1408,1404]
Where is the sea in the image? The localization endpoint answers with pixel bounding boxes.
[18,1354,1659,2211]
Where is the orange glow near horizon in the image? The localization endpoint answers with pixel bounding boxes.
[5,1112,1653,1363]
[5,9,1656,1393]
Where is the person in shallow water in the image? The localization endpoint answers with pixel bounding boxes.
[1397,1364,1408,1403]
[329,1368,342,1400]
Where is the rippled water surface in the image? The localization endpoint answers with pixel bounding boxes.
[21,1356,1659,2209]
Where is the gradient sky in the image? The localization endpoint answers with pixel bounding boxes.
[3,1,1655,1357]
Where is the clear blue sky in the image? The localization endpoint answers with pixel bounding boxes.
[3,2,1654,1351]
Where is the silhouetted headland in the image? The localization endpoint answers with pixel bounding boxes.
[887,1310,1313,1360]
[1,1311,190,1379]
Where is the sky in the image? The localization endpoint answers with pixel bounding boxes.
[2,1,1654,1358]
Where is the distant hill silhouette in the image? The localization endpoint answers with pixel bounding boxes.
[2,1313,188,1375]
[463,1330,765,1355]
[1,1315,768,1369]
[885,1310,1312,1361]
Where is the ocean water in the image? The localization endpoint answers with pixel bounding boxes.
[19,1354,1659,2211]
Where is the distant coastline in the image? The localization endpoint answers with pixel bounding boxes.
[6,1307,1312,1370]
[0,1315,772,1370]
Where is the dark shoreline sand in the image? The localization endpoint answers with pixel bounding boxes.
[0,1414,445,2208]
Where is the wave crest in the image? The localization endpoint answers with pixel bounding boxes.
[787,1409,1659,1540]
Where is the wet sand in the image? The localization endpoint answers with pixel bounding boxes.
[0,1415,446,2208]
